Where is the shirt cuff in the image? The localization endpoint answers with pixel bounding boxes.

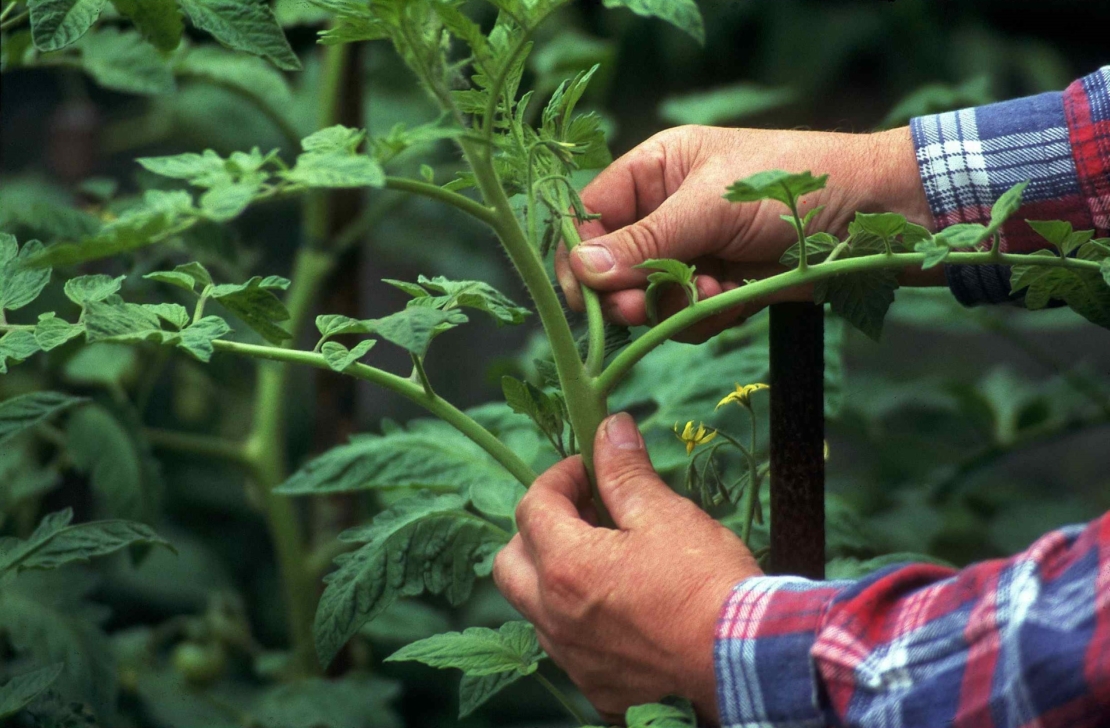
[714,576,846,728]
[910,88,1078,306]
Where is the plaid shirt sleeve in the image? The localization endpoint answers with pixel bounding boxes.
[909,65,1110,305]
[715,512,1110,728]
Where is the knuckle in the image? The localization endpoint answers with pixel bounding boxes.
[625,218,664,261]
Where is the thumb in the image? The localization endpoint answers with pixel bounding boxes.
[594,413,687,530]
[570,190,713,292]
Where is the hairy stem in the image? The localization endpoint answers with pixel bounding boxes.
[459,138,612,524]
[213,339,538,488]
[383,176,498,228]
[597,251,1103,395]
[559,209,606,377]
[533,671,590,726]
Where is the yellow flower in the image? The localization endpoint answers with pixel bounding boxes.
[674,421,717,455]
[716,383,770,410]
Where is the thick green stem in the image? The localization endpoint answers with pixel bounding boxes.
[459,138,612,524]
[243,247,335,675]
[559,210,606,377]
[533,671,590,726]
[384,176,498,228]
[597,251,1103,395]
[145,428,251,468]
[214,339,538,488]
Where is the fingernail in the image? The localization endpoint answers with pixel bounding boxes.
[605,413,642,450]
[576,245,615,274]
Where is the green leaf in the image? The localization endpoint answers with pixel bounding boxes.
[199,180,265,221]
[659,84,794,126]
[83,300,175,345]
[988,181,1028,232]
[174,45,294,119]
[111,0,183,50]
[360,600,452,645]
[1102,259,1110,288]
[143,271,199,292]
[178,316,231,362]
[177,0,302,71]
[63,273,125,306]
[0,663,65,720]
[276,420,523,508]
[501,375,565,452]
[28,190,197,267]
[601,0,704,44]
[625,697,697,728]
[321,340,376,372]
[285,126,385,189]
[819,269,899,342]
[143,302,191,330]
[914,236,951,269]
[0,235,51,312]
[779,232,838,268]
[315,314,373,341]
[28,0,106,51]
[34,312,85,351]
[145,261,213,293]
[386,621,544,717]
[880,76,994,129]
[65,405,148,521]
[386,621,543,676]
[635,258,697,324]
[458,671,527,718]
[0,330,41,374]
[137,149,231,185]
[934,222,990,250]
[209,276,291,344]
[368,307,468,357]
[724,170,828,209]
[385,276,531,326]
[274,0,332,27]
[0,392,87,447]
[313,492,510,667]
[252,675,402,728]
[0,570,117,719]
[853,212,906,241]
[0,508,171,577]
[1026,220,1095,256]
[78,27,176,95]
[1011,248,1110,330]
[62,343,138,387]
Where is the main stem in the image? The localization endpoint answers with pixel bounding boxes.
[243,42,352,675]
[244,248,335,675]
[459,138,612,524]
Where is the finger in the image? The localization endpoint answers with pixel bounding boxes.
[578,135,678,235]
[492,535,541,621]
[593,413,690,531]
[570,189,715,292]
[555,243,585,312]
[515,456,593,559]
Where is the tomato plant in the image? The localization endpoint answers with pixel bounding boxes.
[2,1,1109,727]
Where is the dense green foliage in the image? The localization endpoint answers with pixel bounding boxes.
[2,1,1108,727]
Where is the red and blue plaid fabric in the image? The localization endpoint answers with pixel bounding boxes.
[715,67,1110,728]
[716,514,1110,727]
[909,65,1110,305]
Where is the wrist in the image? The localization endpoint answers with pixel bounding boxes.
[854,127,945,287]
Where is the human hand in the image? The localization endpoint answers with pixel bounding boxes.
[556,125,939,341]
[492,413,762,724]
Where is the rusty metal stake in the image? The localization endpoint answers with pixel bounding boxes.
[768,302,826,579]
